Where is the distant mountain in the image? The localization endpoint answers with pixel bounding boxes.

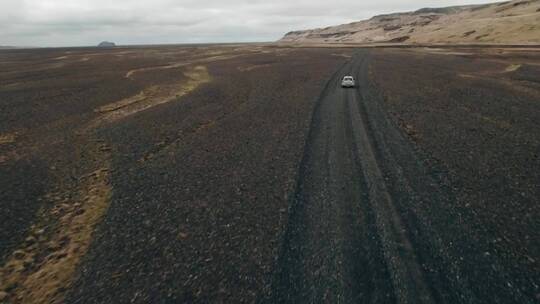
[98,41,116,47]
[0,46,17,49]
[280,0,540,44]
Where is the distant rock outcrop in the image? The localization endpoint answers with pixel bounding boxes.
[98,41,116,48]
[280,0,540,44]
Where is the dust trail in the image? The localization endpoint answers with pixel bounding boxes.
[348,89,435,304]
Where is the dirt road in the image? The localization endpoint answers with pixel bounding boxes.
[266,52,537,303]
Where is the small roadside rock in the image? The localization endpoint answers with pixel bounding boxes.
[12,250,25,260]
[25,236,36,244]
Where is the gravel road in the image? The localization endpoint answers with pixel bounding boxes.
[266,51,538,303]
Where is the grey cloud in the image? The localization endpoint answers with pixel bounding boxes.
[0,0,501,47]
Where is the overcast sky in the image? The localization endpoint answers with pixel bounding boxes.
[1,0,501,47]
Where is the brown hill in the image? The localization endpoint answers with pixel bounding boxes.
[280,0,540,44]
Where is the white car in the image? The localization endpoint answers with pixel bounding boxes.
[341,76,355,88]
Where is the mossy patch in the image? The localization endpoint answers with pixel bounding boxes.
[89,65,210,129]
[0,146,112,304]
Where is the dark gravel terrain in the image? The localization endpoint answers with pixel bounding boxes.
[0,45,538,304]
[67,48,350,303]
[265,50,539,303]
[369,48,540,302]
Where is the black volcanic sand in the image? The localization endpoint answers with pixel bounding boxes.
[0,46,538,303]
[369,48,540,301]
[0,45,352,303]
[67,48,351,303]
[0,46,192,258]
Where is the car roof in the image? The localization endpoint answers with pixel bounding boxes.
[343,76,354,79]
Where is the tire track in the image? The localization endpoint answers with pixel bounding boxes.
[264,54,397,303]
[346,72,434,304]
[353,52,535,304]
[266,52,438,303]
